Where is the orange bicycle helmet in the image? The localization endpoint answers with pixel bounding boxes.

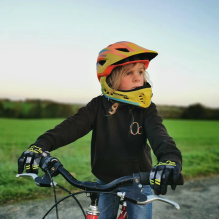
[96,41,158,80]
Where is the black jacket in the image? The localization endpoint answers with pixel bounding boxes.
[34,95,182,182]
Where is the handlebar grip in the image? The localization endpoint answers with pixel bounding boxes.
[139,172,184,185]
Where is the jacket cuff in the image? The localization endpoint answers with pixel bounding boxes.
[31,138,53,152]
[159,154,182,167]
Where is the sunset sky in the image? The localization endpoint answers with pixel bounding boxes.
[0,0,218,107]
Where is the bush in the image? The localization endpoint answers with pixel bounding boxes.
[0,102,4,117]
[29,100,43,118]
[181,103,219,120]
[43,103,73,118]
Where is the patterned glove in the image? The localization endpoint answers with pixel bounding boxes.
[18,145,50,174]
[150,160,181,195]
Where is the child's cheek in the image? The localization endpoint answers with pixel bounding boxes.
[123,77,131,86]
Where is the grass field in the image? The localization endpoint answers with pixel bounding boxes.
[0,118,219,204]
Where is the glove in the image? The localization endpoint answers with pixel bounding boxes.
[40,155,60,176]
[150,160,181,195]
[18,145,50,174]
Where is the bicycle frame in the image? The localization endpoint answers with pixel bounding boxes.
[117,201,128,219]
[86,192,128,219]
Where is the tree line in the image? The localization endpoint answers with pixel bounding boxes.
[157,104,219,120]
[0,99,219,120]
[0,99,83,119]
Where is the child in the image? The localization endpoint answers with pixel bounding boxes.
[18,41,182,219]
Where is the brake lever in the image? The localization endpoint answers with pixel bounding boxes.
[16,173,38,179]
[16,173,57,187]
[138,195,180,209]
[117,192,180,210]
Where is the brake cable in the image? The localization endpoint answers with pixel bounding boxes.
[44,168,87,219]
[47,170,59,219]
[56,184,87,219]
[42,190,117,219]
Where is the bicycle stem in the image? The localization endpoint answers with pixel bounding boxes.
[86,193,100,217]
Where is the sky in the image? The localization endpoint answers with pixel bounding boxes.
[0,0,218,108]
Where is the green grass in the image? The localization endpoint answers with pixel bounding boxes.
[162,120,219,177]
[0,118,219,204]
[0,118,94,204]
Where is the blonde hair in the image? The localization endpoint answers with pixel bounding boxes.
[107,63,151,92]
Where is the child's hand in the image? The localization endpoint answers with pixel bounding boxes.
[18,145,49,174]
[149,160,181,195]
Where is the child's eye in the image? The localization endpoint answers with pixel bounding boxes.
[138,71,143,74]
[126,72,132,75]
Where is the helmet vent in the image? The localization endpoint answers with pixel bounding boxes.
[116,48,129,52]
[99,60,106,66]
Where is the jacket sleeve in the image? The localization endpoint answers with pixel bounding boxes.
[33,97,99,151]
[144,102,182,166]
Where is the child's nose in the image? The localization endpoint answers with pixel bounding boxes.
[133,73,140,82]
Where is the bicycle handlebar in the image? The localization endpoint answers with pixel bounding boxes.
[58,165,184,191]
[16,159,184,191]
[16,159,184,209]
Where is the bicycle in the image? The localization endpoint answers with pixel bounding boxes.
[16,156,184,219]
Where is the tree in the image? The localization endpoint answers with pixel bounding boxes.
[29,100,42,118]
[43,103,73,118]
[181,104,207,120]
[0,102,4,117]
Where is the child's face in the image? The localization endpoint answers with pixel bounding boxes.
[118,63,145,91]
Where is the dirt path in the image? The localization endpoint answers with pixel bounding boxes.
[1,176,219,219]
